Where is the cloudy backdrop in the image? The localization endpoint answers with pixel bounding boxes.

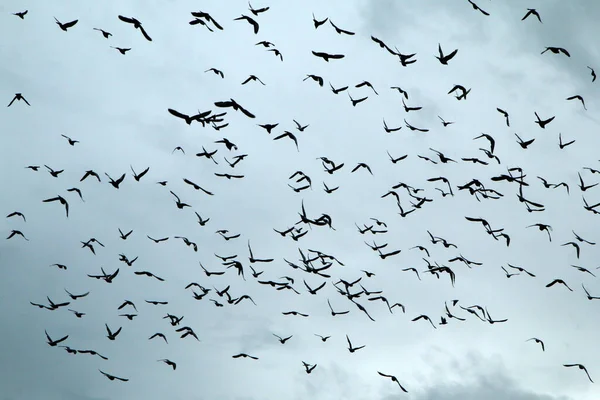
[1,0,600,399]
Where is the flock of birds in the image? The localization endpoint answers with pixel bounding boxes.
[4,1,600,396]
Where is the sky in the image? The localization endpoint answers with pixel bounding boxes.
[1,0,600,399]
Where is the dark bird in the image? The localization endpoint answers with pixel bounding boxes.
[566,95,587,110]
[234,14,259,34]
[64,289,89,300]
[99,370,129,382]
[13,10,28,19]
[436,43,458,65]
[44,165,64,178]
[268,48,284,61]
[80,170,101,182]
[578,172,598,191]
[232,353,259,360]
[93,28,112,38]
[6,211,26,222]
[205,68,224,78]
[45,330,68,346]
[438,116,454,127]
[473,133,495,153]
[105,324,122,340]
[60,134,79,146]
[130,165,149,181]
[248,2,269,15]
[467,0,490,16]
[563,364,593,383]
[54,17,78,31]
[329,20,355,35]
[241,75,265,85]
[541,46,570,57]
[118,15,152,41]
[588,66,596,82]
[303,74,324,87]
[147,235,168,243]
[215,138,237,151]
[7,93,30,107]
[346,335,365,353]
[496,108,510,126]
[526,337,545,351]
[312,51,345,62]
[312,13,328,29]
[273,334,293,344]
[255,40,274,47]
[515,133,535,149]
[149,333,168,344]
[42,195,69,217]
[273,131,299,151]
[405,119,429,132]
[105,173,126,189]
[214,99,255,118]
[559,133,576,149]
[522,8,542,23]
[111,46,131,55]
[573,231,595,245]
[562,242,581,258]
[158,359,177,370]
[377,372,408,393]
[348,92,368,107]
[546,279,572,291]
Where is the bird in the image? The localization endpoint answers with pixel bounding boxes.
[45,330,69,347]
[312,51,345,62]
[534,111,555,128]
[158,359,177,370]
[111,47,131,55]
[105,324,122,340]
[248,2,269,15]
[515,133,535,149]
[273,334,293,344]
[7,93,30,107]
[566,95,587,110]
[541,46,570,57]
[312,13,328,29]
[99,370,129,382]
[329,20,355,35]
[118,15,152,41]
[438,116,454,127]
[130,166,150,181]
[522,8,542,22]
[232,353,259,360]
[13,10,28,19]
[241,75,265,85]
[233,15,259,34]
[54,17,78,31]
[42,195,69,217]
[205,68,224,78]
[526,338,545,351]
[587,66,596,82]
[436,43,458,65]
[6,211,26,222]
[377,371,408,393]
[563,364,593,383]
[467,0,490,16]
[93,28,112,38]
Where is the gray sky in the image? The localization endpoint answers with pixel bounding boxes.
[1,0,600,399]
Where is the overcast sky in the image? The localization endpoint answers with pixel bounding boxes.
[1,0,600,399]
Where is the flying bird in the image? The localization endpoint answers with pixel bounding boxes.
[522,8,542,22]
[54,17,78,31]
[118,15,152,41]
